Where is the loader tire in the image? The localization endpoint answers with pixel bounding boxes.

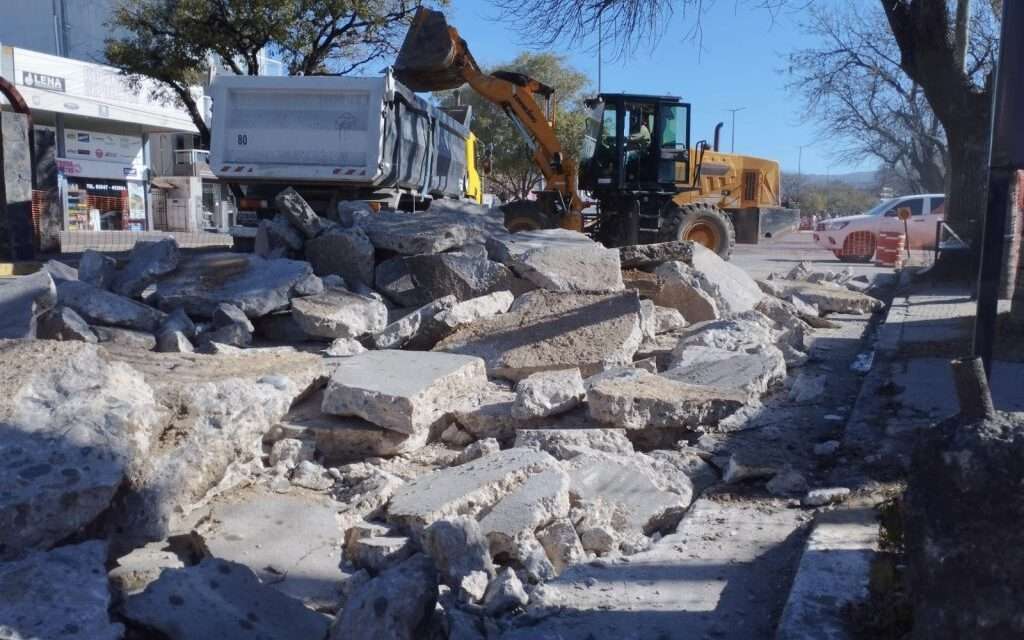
[502,200,554,233]
[660,203,736,261]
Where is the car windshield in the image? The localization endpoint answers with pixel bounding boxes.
[864,198,898,217]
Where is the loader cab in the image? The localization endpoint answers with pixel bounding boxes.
[580,93,692,193]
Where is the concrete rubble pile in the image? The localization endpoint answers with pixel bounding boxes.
[0,191,889,638]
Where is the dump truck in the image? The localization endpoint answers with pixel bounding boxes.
[209,72,481,215]
[395,8,798,259]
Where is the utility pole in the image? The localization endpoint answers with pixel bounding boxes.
[797,143,811,200]
[726,107,746,152]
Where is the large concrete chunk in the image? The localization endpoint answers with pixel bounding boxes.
[758,279,884,315]
[673,315,777,355]
[487,229,624,293]
[93,325,157,350]
[0,271,58,339]
[331,554,438,640]
[450,385,549,442]
[562,450,693,535]
[291,287,388,339]
[587,367,748,429]
[154,253,315,318]
[423,517,495,602]
[112,237,179,298]
[0,541,123,640]
[514,428,635,459]
[435,291,514,329]
[665,345,787,403]
[255,215,304,259]
[362,205,505,254]
[435,290,645,380]
[391,251,514,306]
[512,368,586,418]
[478,466,571,556]
[58,280,167,332]
[387,448,560,533]
[275,186,323,238]
[305,225,375,287]
[689,243,763,313]
[618,241,694,269]
[198,488,345,610]
[322,350,487,435]
[0,342,165,559]
[38,305,97,342]
[275,389,426,462]
[120,557,330,640]
[652,261,719,323]
[372,295,456,350]
[78,249,117,289]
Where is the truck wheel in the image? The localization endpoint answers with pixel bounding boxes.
[502,200,554,232]
[838,231,876,263]
[660,203,736,260]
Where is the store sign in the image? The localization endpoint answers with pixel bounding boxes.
[11,47,199,132]
[21,71,65,93]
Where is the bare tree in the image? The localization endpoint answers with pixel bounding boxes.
[788,5,949,194]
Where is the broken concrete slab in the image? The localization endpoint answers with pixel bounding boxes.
[291,287,388,339]
[253,311,318,343]
[802,487,851,507]
[483,567,529,615]
[154,253,315,319]
[322,350,487,435]
[373,295,456,350]
[255,214,305,259]
[536,518,586,575]
[120,557,330,640]
[514,428,635,459]
[757,279,884,315]
[454,438,501,465]
[198,487,344,610]
[387,448,560,535]
[665,345,787,403]
[38,305,97,342]
[512,368,586,419]
[160,307,197,339]
[562,450,693,536]
[767,469,810,497]
[305,225,375,287]
[374,256,422,307]
[653,261,719,323]
[78,249,117,289]
[40,258,78,283]
[275,186,323,239]
[618,241,694,269]
[331,553,439,640]
[0,342,165,560]
[436,290,645,381]
[450,385,550,442]
[423,516,495,602]
[0,270,57,338]
[478,466,571,557]
[348,534,414,574]
[647,449,720,495]
[673,315,778,356]
[395,251,514,305]
[93,325,157,350]
[655,306,687,334]
[587,367,748,429]
[58,279,167,332]
[325,337,367,356]
[156,329,194,353]
[0,541,123,640]
[99,347,323,545]
[112,238,179,298]
[362,206,504,255]
[275,389,426,463]
[487,228,624,293]
[109,540,188,596]
[435,291,514,329]
[689,243,764,314]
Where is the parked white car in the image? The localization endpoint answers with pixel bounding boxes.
[813,193,946,262]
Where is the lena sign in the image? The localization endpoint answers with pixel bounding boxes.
[21,71,65,92]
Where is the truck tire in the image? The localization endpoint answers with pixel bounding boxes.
[660,203,736,260]
[502,200,554,232]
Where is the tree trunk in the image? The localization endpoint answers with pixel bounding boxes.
[1010,171,1024,321]
[944,119,991,251]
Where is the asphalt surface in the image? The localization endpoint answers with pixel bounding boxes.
[731,230,907,281]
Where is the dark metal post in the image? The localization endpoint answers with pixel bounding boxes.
[973,0,1024,376]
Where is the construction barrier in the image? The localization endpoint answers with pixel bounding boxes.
[876,231,906,268]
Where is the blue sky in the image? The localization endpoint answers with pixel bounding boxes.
[444,0,870,175]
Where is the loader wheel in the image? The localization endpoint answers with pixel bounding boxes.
[502,200,554,232]
[660,203,736,260]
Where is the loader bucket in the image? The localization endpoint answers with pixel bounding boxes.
[394,7,466,92]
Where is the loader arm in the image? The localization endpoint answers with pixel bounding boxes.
[395,8,585,230]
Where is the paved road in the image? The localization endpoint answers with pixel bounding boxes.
[730,230,910,281]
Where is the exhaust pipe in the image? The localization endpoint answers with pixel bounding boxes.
[713,122,724,151]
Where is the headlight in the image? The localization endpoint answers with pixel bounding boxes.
[825,221,850,231]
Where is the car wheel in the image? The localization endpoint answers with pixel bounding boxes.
[838,231,876,263]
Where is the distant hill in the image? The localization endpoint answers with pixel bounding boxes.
[795,170,879,189]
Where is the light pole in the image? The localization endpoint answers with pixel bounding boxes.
[796,143,811,200]
[726,107,746,152]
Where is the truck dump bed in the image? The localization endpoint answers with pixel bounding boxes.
[209,72,471,200]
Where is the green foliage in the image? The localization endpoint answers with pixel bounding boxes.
[436,52,590,201]
[783,173,878,218]
[106,0,438,145]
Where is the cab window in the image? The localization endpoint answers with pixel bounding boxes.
[884,198,924,217]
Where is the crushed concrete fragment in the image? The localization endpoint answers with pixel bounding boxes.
[455,438,501,465]
[78,249,117,289]
[478,467,571,557]
[112,238,179,298]
[38,305,97,342]
[802,487,851,507]
[512,368,586,419]
[322,350,487,435]
[788,372,827,403]
[767,469,810,496]
[435,290,515,329]
[665,344,787,403]
[330,553,439,640]
[0,541,123,640]
[362,205,504,254]
[348,535,415,573]
[156,329,194,353]
[587,367,748,429]
[398,250,514,304]
[291,459,334,490]
[653,260,720,323]
[758,279,883,315]
[325,337,368,356]
[487,228,624,293]
[109,540,187,596]
[514,428,635,460]
[120,557,330,640]
[305,225,375,286]
[373,295,456,350]
[255,214,304,258]
[654,305,688,333]
[423,516,496,602]
[436,289,645,380]
[275,186,323,238]
[269,438,315,469]
[618,241,694,269]
[93,325,157,350]
[483,567,529,615]
[58,279,166,332]
[292,287,388,339]
[537,518,586,575]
